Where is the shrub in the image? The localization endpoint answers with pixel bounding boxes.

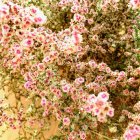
[0,0,140,139]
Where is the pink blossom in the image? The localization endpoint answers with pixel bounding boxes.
[1,24,10,35]
[123,89,130,96]
[88,60,98,69]
[76,62,85,70]
[93,108,100,116]
[68,131,77,140]
[123,124,140,140]
[22,38,34,48]
[130,0,140,9]
[24,81,32,89]
[88,18,94,25]
[75,77,85,85]
[63,117,70,126]
[88,94,96,103]
[98,62,107,72]
[108,80,117,88]
[34,16,46,25]
[127,77,135,85]
[84,105,92,113]
[0,4,9,18]
[130,91,136,97]
[43,56,50,63]
[106,67,112,74]
[71,31,83,45]
[95,99,105,108]
[95,76,104,83]
[97,92,109,102]
[29,6,39,15]
[41,97,47,106]
[111,71,119,77]
[54,89,62,98]
[71,5,79,13]
[117,71,126,81]
[100,85,108,92]
[37,63,45,71]
[73,14,85,22]
[28,6,47,24]
[107,108,114,117]
[62,84,71,93]
[97,116,107,123]
[49,51,58,60]
[79,131,86,140]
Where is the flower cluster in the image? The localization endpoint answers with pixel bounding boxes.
[130,0,140,9]
[82,92,114,123]
[123,124,140,140]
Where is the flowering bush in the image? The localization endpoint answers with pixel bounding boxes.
[0,0,140,139]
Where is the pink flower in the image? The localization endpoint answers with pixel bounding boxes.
[97,116,107,123]
[130,0,140,9]
[88,18,94,25]
[43,109,49,116]
[71,5,79,13]
[28,6,47,24]
[123,89,130,96]
[58,0,71,6]
[34,16,46,24]
[63,117,70,126]
[98,62,107,72]
[76,62,85,70]
[95,99,105,108]
[15,49,21,54]
[87,94,96,103]
[106,67,112,74]
[84,105,92,113]
[22,38,34,48]
[108,80,117,88]
[71,31,83,45]
[100,85,108,92]
[54,89,62,98]
[88,60,98,69]
[107,108,114,117]
[68,131,77,140]
[95,76,104,83]
[1,24,10,35]
[123,124,140,140]
[93,108,100,116]
[0,4,9,18]
[73,14,85,22]
[41,98,47,106]
[75,77,85,85]
[13,45,23,57]
[130,91,136,97]
[62,84,71,93]
[79,131,86,140]
[127,77,135,85]
[29,6,39,15]
[37,63,45,71]
[117,71,126,81]
[97,92,109,102]
[49,51,58,60]
[24,81,32,89]
[43,56,50,63]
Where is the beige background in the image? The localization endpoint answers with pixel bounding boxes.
[0,88,58,140]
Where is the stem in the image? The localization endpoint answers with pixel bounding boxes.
[91,131,112,140]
